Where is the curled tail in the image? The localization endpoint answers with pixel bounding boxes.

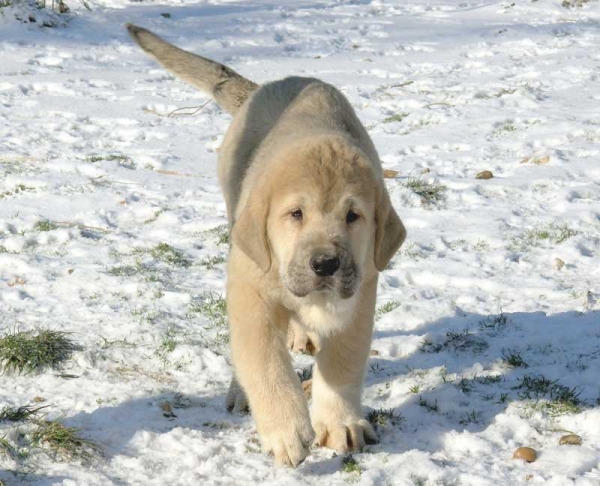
[126,24,257,115]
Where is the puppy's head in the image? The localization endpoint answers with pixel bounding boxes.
[232,138,405,299]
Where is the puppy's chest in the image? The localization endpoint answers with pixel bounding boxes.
[294,297,356,338]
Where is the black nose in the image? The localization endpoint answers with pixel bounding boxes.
[310,255,340,277]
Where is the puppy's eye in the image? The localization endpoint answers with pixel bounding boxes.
[291,209,303,221]
[346,210,360,224]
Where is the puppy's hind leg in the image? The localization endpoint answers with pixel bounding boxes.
[225,375,249,414]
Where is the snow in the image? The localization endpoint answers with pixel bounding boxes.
[1,0,600,484]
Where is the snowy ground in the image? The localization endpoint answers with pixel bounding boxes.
[1,0,600,484]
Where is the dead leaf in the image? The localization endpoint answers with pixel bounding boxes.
[532,155,550,165]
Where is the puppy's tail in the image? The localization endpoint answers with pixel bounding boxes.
[126,24,257,115]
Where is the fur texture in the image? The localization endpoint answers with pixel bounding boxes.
[127,24,406,467]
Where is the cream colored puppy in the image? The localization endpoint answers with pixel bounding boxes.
[127,25,406,467]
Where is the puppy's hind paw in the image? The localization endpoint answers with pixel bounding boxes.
[225,377,249,414]
[287,324,317,355]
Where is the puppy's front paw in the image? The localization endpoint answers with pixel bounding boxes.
[261,416,315,467]
[313,417,378,452]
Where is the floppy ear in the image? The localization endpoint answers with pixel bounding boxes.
[231,192,271,273]
[374,189,406,271]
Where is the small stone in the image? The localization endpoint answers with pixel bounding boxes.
[476,170,494,180]
[32,396,46,403]
[302,379,312,400]
[160,12,171,18]
[369,349,379,356]
[559,434,582,446]
[67,268,74,275]
[513,447,537,462]
[553,258,565,270]
[383,169,399,178]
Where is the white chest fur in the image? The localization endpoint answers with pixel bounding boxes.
[294,292,357,338]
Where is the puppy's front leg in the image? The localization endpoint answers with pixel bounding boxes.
[311,281,378,452]
[228,282,314,467]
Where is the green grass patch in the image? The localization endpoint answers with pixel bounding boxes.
[401,176,446,205]
[411,475,427,486]
[562,0,595,7]
[0,404,49,422]
[86,154,131,164]
[479,313,508,331]
[34,220,59,232]
[457,377,474,394]
[157,326,179,356]
[366,408,404,429]
[398,241,426,260]
[108,264,140,277]
[148,243,190,267]
[515,375,582,416]
[0,435,18,459]
[473,239,490,251]
[375,300,401,321]
[201,255,226,269]
[200,225,229,245]
[31,419,99,463]
[418,397,439,413]
[459,409,482,425]
[341,454,361,474]
[187,292,227,330]
[502,349,528,368]
[475,374,502,385]
[109,242,191,277]
[421,329,488,354]
[508,223,578,251]
[492,122,518,137]
[382,112,410,124]
[0,329,78,374]
[455,374,503,394]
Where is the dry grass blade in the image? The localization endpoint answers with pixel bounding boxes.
[143,100,210,118]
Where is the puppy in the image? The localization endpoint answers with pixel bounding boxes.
[127,24,406,467]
